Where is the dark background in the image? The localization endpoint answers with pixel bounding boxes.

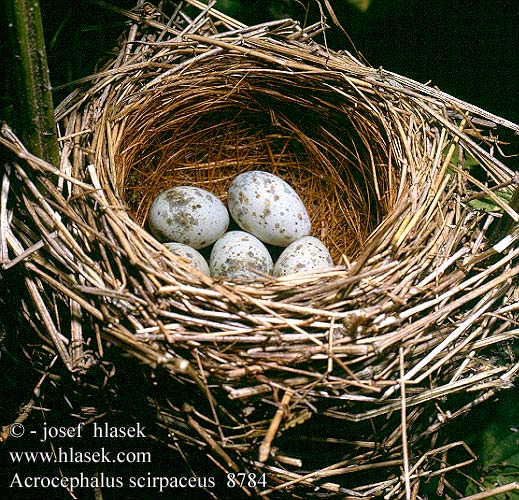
[342,0,519,125]
[1,0,518,126]
[213,0,519,125]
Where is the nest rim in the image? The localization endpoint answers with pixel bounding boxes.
[3,2,519,497]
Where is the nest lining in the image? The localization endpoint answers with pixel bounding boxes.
[2,1,519,498]
[115,57,399,263]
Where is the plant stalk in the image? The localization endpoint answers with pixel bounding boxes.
[4,0,59,165]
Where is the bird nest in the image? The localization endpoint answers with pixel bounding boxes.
[2,0,519,498]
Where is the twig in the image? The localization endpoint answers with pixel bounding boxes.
[399,348,411,500]
[458,482,519,500]
[259,390,293,462]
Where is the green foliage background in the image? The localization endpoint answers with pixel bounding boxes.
[464,388,519,498]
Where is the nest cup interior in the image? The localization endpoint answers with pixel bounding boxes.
[116,56,400,263]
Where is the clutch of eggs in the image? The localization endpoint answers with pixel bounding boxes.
[147,172,335,279]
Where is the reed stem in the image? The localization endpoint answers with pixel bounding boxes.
[4,0,59,164]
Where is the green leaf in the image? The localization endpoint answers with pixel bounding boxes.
[465,390,519,498]
[215,0,242,18]
[468,189,513,212]
[446,144,479,170]
[346,0,371,12]
[468,198,501,212]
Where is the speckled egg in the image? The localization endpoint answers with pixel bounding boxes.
[164,242,210,276]
[227,171,311,247]
[273,236,334,277]
[210,231,273,280]
[148,186,229,249]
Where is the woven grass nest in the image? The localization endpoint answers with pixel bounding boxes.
[2,1,519,498]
